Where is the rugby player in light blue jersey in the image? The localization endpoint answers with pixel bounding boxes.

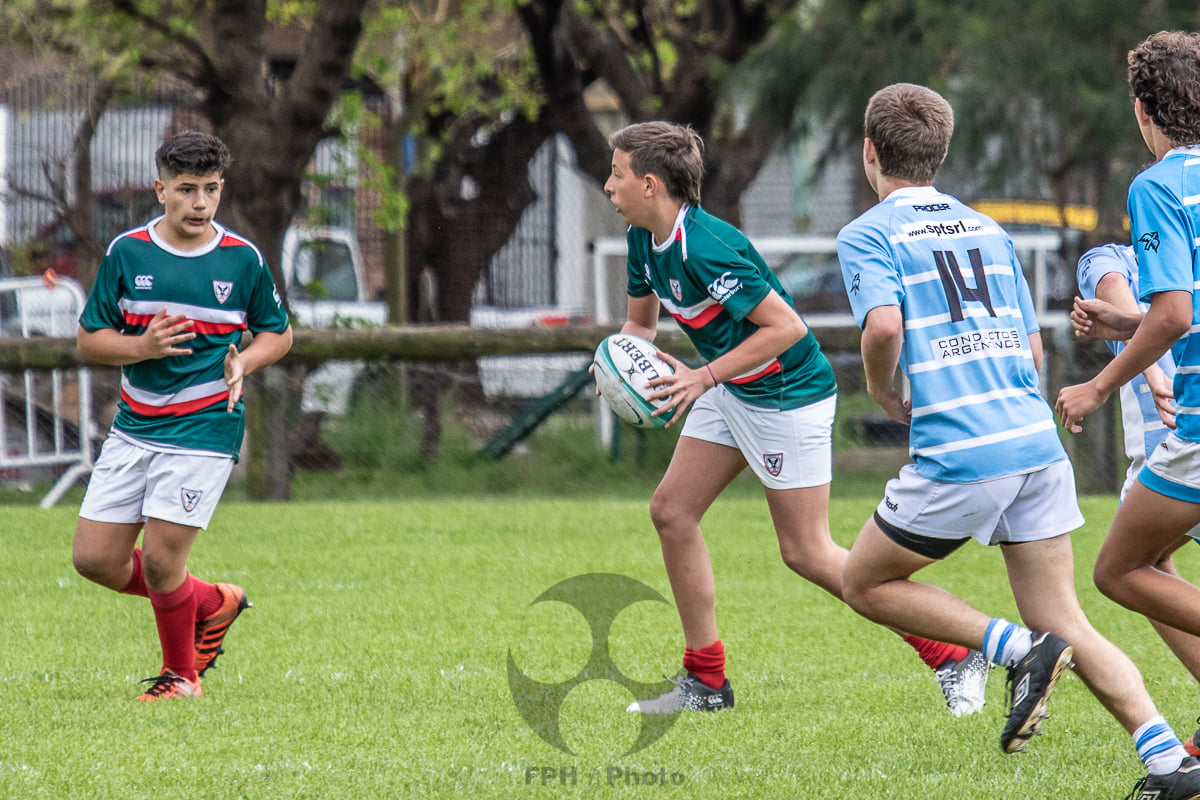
[1075,243,1200,688]
[1058,33,1200,793]
[837,82,1198,795]
[604,121,987,718]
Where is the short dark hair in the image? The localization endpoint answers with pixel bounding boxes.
[155,131,232,180]
[1128,31,1200,146]
[864,83,954,184]
[607,121,705,206]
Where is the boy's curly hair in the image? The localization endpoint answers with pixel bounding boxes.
[1128,31,1200,146]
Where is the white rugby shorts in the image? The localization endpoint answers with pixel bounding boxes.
[681,384,835,490]
[874,458,1083,546]
[79,432,234,529]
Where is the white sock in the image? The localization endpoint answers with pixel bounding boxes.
[1135,715,1188,775]
[981,618,1033,668]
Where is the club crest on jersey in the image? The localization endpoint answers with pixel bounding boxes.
[669,279,682,301]
[181,488,203,512]
[1139,231,1160,253]
[763,453,783,477]
[213,280,233,304]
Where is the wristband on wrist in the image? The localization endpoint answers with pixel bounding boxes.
[705,363,718,386]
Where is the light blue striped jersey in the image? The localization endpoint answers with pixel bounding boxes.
[1076,243,1174,463]
[836,186,1066,483]
[1127,145,1200,443]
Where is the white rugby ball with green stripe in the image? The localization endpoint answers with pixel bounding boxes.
[593,333,676,429]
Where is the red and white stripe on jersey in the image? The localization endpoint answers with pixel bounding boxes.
[120,375,229,417]
[218,231,260,254]
[119,299,247,335]
[657,292,725,329]
[729,359,782,384]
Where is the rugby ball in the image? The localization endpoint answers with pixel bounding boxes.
[593,333,676,429]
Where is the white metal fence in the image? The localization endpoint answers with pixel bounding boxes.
[0,275,94,507]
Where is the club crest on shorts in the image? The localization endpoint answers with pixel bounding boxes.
[181,488,203,512]
[213,280,233,304]
[763,452,783,477]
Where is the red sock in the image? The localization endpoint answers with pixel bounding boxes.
[119,548,148,597]
[191,576,223,619]
[148,579,198,682]
[683,640,726,690]
[120,553,220,620]
[904,635,968,671]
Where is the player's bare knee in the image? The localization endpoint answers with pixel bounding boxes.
[779,546,821,581]
[140,557,175,592]
[778,548,806,576]
[840,573,879,618]
[1092,555,1124,602]
[72,548,118,585]
[648,492,697,538]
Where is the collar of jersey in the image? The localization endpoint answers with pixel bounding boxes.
[146,216,227,258]
[651,203,691,254]
[882,185,942,202]
[1165,144,1200,159]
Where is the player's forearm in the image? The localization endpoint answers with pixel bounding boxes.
[707,323,803,384]
[237,328,293,376]
[861,333,902,404]
[622,294,659,342]
[1092,278,1144,340]
[76,327,151,366]
[861,306,904,404]
[620,321,656,342]
[1092,296,1189,396]
[1028,330,1044,372]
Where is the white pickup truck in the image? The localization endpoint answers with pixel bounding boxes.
[280,225,388,415]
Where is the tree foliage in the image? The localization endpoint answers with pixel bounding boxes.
[395,0,799,320]
[3,0,800,322]
[740,0,1200,240]
[3,0,370,304]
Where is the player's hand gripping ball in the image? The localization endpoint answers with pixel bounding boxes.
[592,333,676,429]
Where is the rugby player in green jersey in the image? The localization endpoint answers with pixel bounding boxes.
[604,121,988,717]
[72,131,292,701]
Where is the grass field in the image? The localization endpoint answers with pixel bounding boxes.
[3,494,1199,799]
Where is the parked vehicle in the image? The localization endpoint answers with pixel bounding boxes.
[281,226,387,417]
[282,225,384,327]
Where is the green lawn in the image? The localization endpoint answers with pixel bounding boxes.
[2,495,1196,798]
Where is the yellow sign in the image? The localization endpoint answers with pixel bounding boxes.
[973,200,1098,232]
